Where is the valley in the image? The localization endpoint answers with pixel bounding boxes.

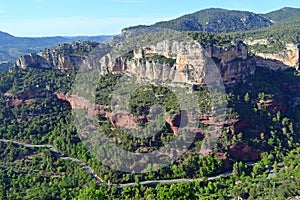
[0,6,300,200]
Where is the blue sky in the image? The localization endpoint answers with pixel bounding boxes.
[0,0,300,37]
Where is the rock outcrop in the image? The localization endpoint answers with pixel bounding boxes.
[15,40,256,85]
[207,42,248,63]
[254,56,291,70]
[97,40,256,85]
[228,143,260,161]
[13,39,257,139]
[54,92,236,139]
[220,58,256,84]
[254,43,299,69]
[4,92,52,107]
[15,42,100,70]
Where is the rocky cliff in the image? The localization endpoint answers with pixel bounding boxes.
[96,40,255,85]
[15,40,256,85]
[15,41,99,70]
[253,43,299,69]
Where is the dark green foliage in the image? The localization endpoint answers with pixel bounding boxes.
[145,55,176,65]
[0,142,97,200]
[0,65,299,199]
[187,31,234,48]
[124,7,300,54]
[187,19,300,53]
[263,7,300,22]
[129,85,179,116]
[125,8,272,33]
[0,22,300,199]
[110,145,300,199]
[216,67,300,166]
[95,73,122,106]
[0,67,75,94]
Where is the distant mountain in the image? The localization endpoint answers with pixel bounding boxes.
[0,31,16,44]
[0,31,112,71]
[263,7,300,22]
[124,8,273,32]
[124,7,300,34]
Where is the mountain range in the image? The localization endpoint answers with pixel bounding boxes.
[1,6,300,200]
[0,31,112,71]
[121,7,300,69]
[1,6,300,71]
[124,7,300,32]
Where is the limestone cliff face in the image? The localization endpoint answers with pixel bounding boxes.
[254,56,291,70]
[134,40,207,84]
[15,40,255,84]
[255,44,299,68]
[209,42,255,84]
[16,54,50,69]
[98,41,255,85]
[15,42,99,70]
[220,58,256,84]
[207,42,248,63]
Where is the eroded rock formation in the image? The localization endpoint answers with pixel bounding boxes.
[13,40,257,139]
[255,43,299,68]
[15,40,256,85]
[15,42,100,70]
[102,40,256,85]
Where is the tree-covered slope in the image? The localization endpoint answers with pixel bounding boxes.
[125,8,273,32]
[263,7,300,22]
[123,7,300,55]
[0,34,299,198]
[1,6,300,198]
[0,63,299,199]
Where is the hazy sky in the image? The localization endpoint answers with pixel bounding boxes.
[1,0,300,37]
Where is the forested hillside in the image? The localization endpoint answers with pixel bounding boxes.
[124,7,300,55]
[0,39,299,199]
[263,7,300,22]
[124,8,273,32]
[0,6,300,200]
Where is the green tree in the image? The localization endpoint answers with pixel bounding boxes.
[244,92,250,103]
[73,186,108,200]
[233,162,240,177]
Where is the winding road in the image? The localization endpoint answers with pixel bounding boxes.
[0,139,233,188]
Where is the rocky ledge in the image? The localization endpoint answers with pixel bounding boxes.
[15,41,100,70]
[15,40,256,85]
